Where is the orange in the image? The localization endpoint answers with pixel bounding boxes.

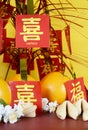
[6,74,35,82]
[40,72,69,104]
[0,77,11,104]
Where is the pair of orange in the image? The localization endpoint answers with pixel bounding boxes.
[0,72,69,105]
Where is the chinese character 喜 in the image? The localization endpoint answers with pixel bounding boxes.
[20,17,43,42]
[14,84,37,103]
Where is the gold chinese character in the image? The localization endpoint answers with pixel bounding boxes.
[20,17,43,42]
[49,41,58,53]
[70,82,84,102]
[14,84,37,103]
[41,63,51,75]
[51,61,58,71]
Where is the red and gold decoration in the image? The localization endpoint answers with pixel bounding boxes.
[0,0,88,124]
[37,58,62,79]
[65,77,87,103]
[16,14,50,48]
[0,0,74,77]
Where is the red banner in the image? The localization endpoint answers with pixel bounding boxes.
[16,14,50,48]
[48,30,62,55]
[65,25,72,54]
[65,77,87,103]
[37,58,61,79]
[3,38,15,63]
[9,81,42,114]
[0,19,3,51]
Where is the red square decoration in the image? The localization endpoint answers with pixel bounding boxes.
[9,81,42,114]
[65,77,87,103]
[16,14,50,48]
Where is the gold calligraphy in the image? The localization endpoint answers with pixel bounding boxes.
[70,82,84,102]
[14,84,37,103]
[20,17,43,43]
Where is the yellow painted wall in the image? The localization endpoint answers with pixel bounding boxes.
[0,0,88,88]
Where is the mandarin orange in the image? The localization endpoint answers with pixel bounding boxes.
[40,72,69,104]
[0,77,11,104]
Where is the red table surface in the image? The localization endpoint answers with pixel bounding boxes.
[0,113,88,130]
